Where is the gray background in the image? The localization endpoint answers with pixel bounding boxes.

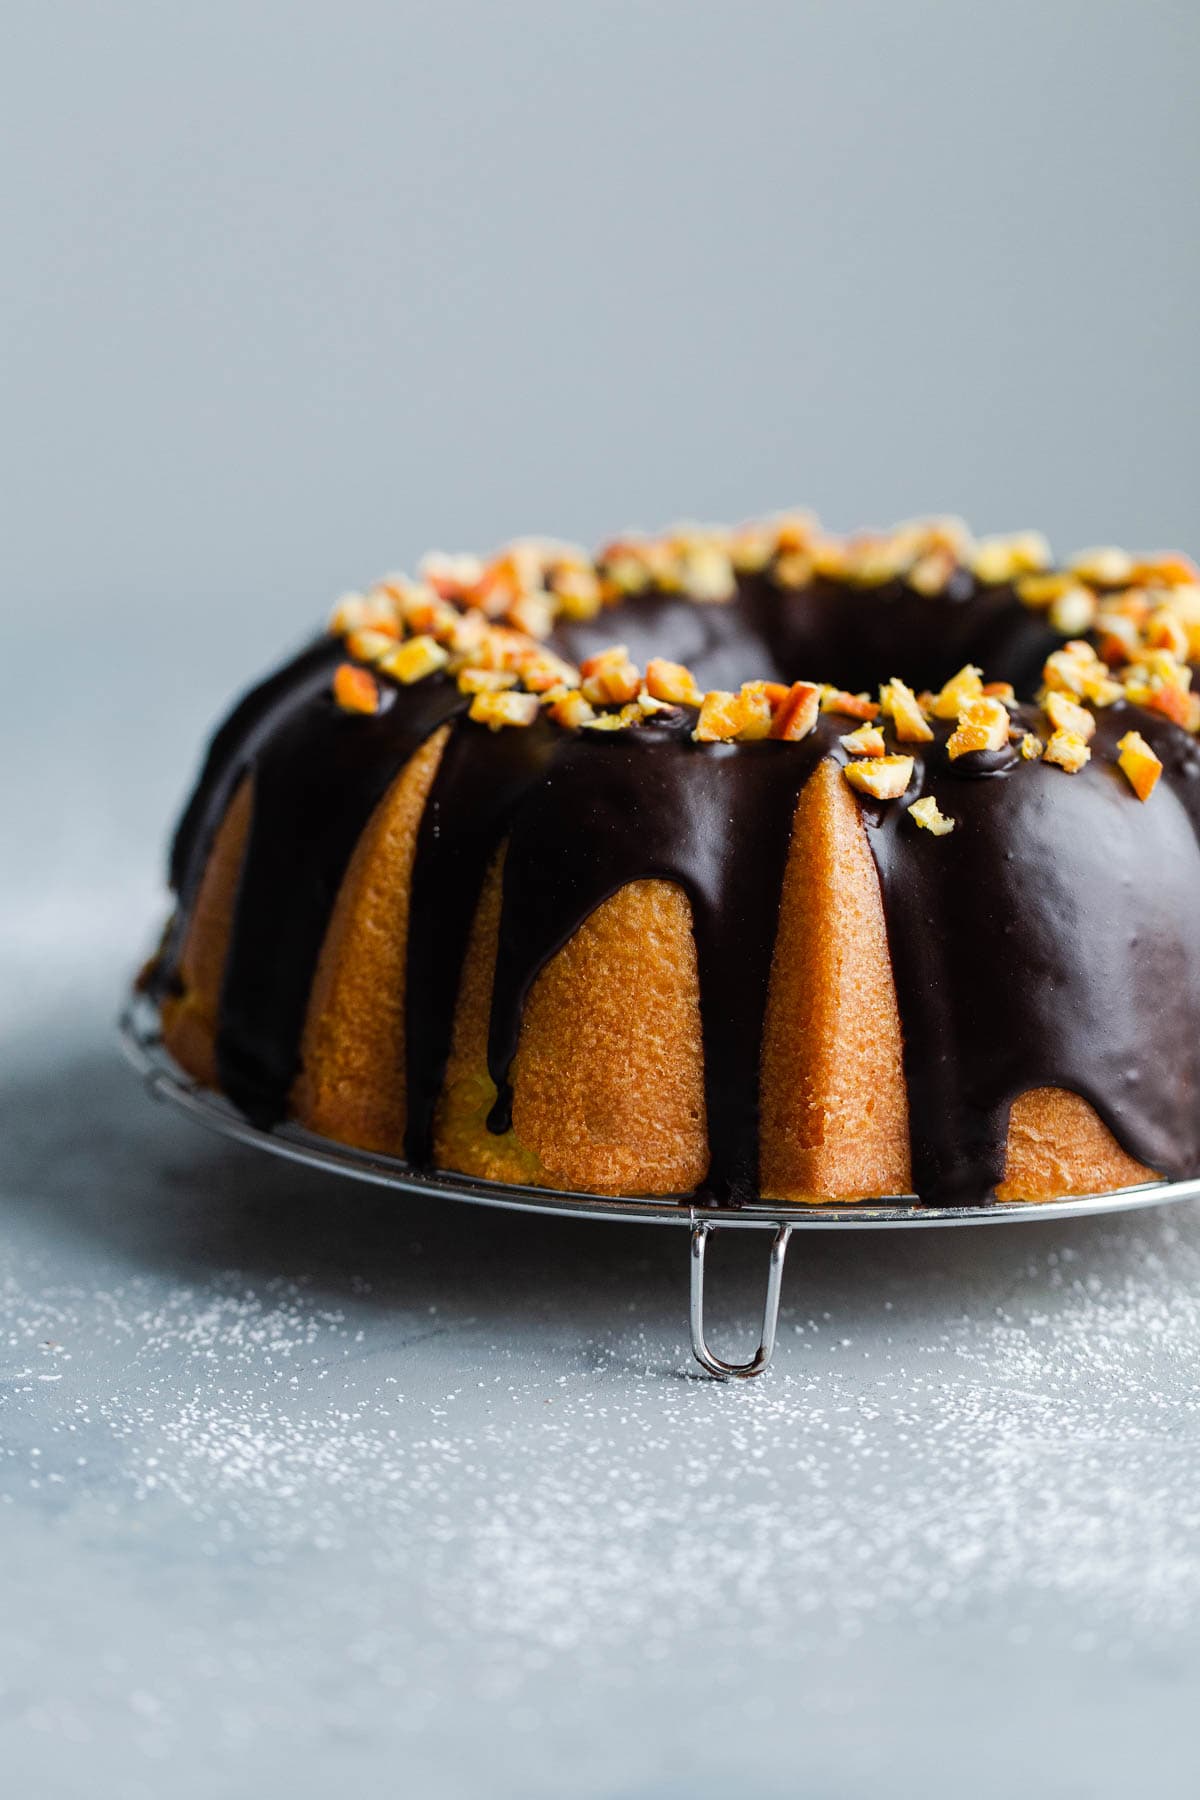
[4,2,1200,1795]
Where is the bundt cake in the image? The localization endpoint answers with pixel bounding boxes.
[143,513,1200,1208]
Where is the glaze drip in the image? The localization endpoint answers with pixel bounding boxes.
[484,712,841,1203]
[404,714,562,1165]
[213,676,465,1122]
[153,636,341,996]
[864,702,1200,1203]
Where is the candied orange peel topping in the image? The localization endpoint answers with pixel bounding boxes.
[840,723,886,757]
[928,664,984,720]
[377,635,449,686]
[1116,730,1163,801]
[1043,728,1091,774]
[843,755,914,800]
[908,795,955,835]
[325,518,1200,751]
[819,687,879,721]
[879,677,934,743]
[469,690,540,732]
[693,690,747,743]
[580,645,641,707]
[769,682,821,742]
[544,688,596,730]
[333,663,381,715]
[456,667,519,696]
[645,658,703,707]
[1044,690,1096,742]
[946,697,1011,760]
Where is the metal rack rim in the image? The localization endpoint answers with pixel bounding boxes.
[118,994,1200,1377]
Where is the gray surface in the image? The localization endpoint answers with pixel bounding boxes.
[9,962,1200,1800]
[6,3,1200,1795]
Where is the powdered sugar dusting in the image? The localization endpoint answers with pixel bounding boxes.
[7,985,1200,1792]
[5,1205,1200,1665]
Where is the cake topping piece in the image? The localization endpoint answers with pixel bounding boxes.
[679,537,737,603]
[456,667,519,695]
[840,723,887,757]
[690,678,823,744]
[843,755,915,800]
[906,547,959,596]
[735,682,779,741]
[768,682,821,742]
[468,690,541,731]
[880,678,934,743]
[1142,684,1199,728]
[346,626,402,665]
[332,663,381,715]
[1041,641,1123,707]
[377,635,450,685]
[645,658,703,707]
[1048,587,1098,636]
[544,688,597,730]
[1121,650,1200,728]
[819,687,880,721]
[549,562,604,622]
[908,795,955,835]
[595,526,737,605]
[509,648,580,694]
[928,664,983,720]
[946,697,1011,759]
[1143,606,1191,659]
[580,646,641,707]
[1116,729,1163,801]
[693,690,747,743]
[419,549,486,600]
[1069,546,1135,587]
[580,707,640,732]
[1131,551,1200,588]
[1016,571,1075,611]
[1043,728,1092,774]
[636,689,675,717]
[971,532,1052,585]
[331,592,402,638]
[1043,690,1096,742]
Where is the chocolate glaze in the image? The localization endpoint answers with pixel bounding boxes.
[153,574,1200,1205]
[553,571,1061,697]
[404,713,562,1166]
[152,635,341,995]
[213,675,466,1123]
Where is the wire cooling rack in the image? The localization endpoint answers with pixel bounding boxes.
[119,991,1200,1378]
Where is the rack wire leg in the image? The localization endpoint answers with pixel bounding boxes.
[689,1223,792,1379]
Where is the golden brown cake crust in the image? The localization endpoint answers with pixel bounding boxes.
[509,878,709,1193]
[999,1088,1156,1201]
[161,776,253,1090]
[433,862,709,1194]
[760,757,911,1201]
[290,725,450,1154]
